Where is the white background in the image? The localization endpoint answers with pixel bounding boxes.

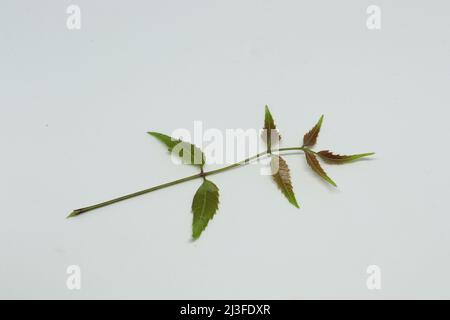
[1,0,449,299]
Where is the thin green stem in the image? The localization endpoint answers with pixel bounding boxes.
[68,146,305,218]
[302,146,317,154]
[67,173,203,218]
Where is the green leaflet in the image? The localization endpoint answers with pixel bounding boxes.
[148,131,205,166]
[271,155,300,208]
[264,105,277,131]
[70,110,376,242]
[304,149,337,187]
[317,150,375,164]
[303,115,324,147]
[262,105,281,150]
[191,179,220,240]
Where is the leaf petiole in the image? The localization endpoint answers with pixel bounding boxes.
[68,147,306,218]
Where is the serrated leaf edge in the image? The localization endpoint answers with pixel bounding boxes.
[303,115,324,147]
[263,105,281,149]
[191,179,220,240]
[271,155,300,208]
[147,131,205,166]
[305,150,337,187]
[317,150,375,164]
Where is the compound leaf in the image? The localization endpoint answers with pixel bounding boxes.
[317,150,375,164]
[271,155,299,208]
[262,105,281,149]
[191,179,220,240]
[148,131,205,166]
[303,115,324,147]
[305,150,337,187]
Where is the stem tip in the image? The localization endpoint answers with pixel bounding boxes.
[67,209,82,219]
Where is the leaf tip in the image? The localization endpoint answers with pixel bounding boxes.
[191,233,200,241]
[323,172,337,187]
[264,105,272,119]
[303,115,324,147]
[317,115,324,129]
